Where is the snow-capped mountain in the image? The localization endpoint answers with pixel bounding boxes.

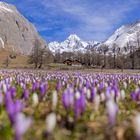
[104,21,140,53]
[49,20,140,55]
[48,34,100,54]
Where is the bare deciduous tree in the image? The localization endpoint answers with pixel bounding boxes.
[112,43,118,68]
[28,39,51,69]
[127,41,136,69]
[3,56,10,68]
[100,44,108,68]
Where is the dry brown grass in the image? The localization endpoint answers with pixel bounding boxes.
[0,49,139,74]
[0,49,29,68]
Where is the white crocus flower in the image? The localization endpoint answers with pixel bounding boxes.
[106,99,118,126]
[46,113,56,133]
[123,82,127,89]
[100,93,105,102]
[111,90,115,100]
[2,83,7,93]
[133,114,140,139]
[32,93,39,107]
[83,87,87,94]
[94,95,100,111]
[86,89,91,100]
[52,91,58,110]
[104,82,108,88]
[120,90,125,100]
[75,91,81,99]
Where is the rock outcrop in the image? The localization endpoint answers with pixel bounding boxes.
[0,2,46,55]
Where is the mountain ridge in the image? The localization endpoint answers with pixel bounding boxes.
[48,34,100,54]
[104,20,140,53]
[48,20,140,55]
[0,1,47,55]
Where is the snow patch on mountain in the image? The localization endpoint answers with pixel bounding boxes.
[0,37,4,48]
[104,21,140,52]
[0,2,13,13]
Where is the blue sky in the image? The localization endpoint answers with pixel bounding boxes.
[1,0,140,43]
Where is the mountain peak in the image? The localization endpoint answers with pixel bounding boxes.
[0,2,14,13]
[0,1,8,5]
[104,20,140,53]
[48,34,100,54]
[67,34,81,41]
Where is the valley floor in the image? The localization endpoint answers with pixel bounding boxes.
[0,69,139,140]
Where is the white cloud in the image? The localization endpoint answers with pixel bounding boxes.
[40,0,140,41]
[14,0,140,42]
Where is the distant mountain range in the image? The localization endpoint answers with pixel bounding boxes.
[49,21,140,55]
[48,34,100,54]
[0,2,140,56]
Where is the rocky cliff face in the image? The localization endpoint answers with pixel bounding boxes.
[0,2,46,55]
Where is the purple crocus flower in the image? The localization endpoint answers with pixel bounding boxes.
[62,91,69,109]
[90,87,96,102]
[5,91,13,103]
[62,88,74,110]
[105,87,112,101]
[0,92,3,105]
[40,83,47,98]
[32,82,39,92]
[6,99,15,124]
[14,113,32,140]
[99,81,104,91]
[14,100,24,113]
[80,89,86,112]
[85,80,90,89]
[74,89,86,119]
[56,80,61,92]
[131,91,137,101]
[10,87,17,98]
[113,85,119,102]
[22,89,29,100]
[74,96,81,119]
[5,93,24,124]
[106,99,118,126]
[131,90,140,102]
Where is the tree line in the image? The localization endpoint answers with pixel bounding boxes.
[3,38,140,69]
[54,42,140,69]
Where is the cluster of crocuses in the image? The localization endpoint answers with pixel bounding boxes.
[4,86,32,140]
[131,88,140,103]
[0,70,140,139]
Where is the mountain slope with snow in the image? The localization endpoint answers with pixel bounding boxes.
[49,20,140,55]
[104,21,140,52]
[48,34,100,54]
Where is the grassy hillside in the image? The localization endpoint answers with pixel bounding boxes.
[0,49,29,68]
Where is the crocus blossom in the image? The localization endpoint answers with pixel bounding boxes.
[46,112,56,133]
[106,99,118,126]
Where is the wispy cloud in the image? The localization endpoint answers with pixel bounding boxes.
[2,0,140,42]
[41,0,140,41]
